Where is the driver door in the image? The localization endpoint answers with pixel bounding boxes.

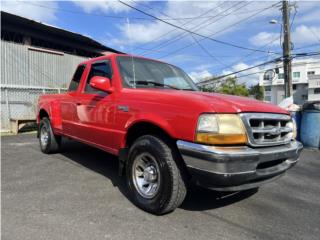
[75,60,115,150]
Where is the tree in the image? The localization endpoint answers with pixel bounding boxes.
[217,77,249,96]
[199,85,217,92]
[199,77,251,97]
[249,84,264,100]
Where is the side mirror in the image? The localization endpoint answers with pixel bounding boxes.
[89,76,114,93]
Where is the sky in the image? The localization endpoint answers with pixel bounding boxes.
[1,0,320,85]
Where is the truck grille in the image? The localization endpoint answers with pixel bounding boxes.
[240,113,293,147]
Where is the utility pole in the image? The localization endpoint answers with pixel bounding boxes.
[282,0,293,98]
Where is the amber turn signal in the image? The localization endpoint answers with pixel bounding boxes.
[195,133,247,145]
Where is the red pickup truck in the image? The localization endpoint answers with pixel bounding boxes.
[37,54,302,214]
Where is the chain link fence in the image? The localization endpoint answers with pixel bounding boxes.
[1,85,67,131]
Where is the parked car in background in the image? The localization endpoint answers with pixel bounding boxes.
[37,54,303,214]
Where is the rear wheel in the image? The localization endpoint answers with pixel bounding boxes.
[39,117,61,154]
[126,135,187,215]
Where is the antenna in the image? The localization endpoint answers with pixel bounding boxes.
[126,18,136,88]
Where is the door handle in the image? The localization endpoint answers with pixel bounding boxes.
[76,102,82,106]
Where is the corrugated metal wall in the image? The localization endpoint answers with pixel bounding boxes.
[1,40,88,131]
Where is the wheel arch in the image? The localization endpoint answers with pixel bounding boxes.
[124,120,175,148]
[118,120,188,178]
[39,109,50,120]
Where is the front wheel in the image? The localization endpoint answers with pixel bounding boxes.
[39,117,61,154]
[126,135,187,215]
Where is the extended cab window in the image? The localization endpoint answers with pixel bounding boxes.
[85,61,112,94]
[68,65,86,92]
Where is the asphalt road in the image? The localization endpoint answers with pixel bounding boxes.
[2,134,320,240]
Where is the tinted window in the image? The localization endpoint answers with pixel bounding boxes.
[69,65,86,92]
[85,61,112,94]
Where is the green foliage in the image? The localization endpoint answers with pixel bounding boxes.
[249,84,265,100]
[199,77,265,100]
[216,77,249,96]
[199,85,217,92]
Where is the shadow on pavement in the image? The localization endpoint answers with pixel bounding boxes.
[59,138,130,199]
[180,185,258,211]
[59,138,258,212]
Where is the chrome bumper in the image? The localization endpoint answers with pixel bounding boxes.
[177,140,303,191]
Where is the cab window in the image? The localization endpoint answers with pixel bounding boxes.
[85,61,112,94]
[68,64,86,92]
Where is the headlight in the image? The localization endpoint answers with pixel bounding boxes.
[195,114,247,145]
[287,118,297,139]
[197,114,219,133]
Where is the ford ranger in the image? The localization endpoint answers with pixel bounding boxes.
[37,54,303,214]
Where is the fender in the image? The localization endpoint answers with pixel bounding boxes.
[121,112,177,149]
[38,99,62,131]
[49,100,62,130]
[117,113,177,176]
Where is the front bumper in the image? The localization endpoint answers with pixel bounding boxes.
[177,140,303,191]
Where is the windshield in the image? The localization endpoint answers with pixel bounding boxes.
[117,56,198,91]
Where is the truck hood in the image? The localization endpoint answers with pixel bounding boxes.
[124,89,289,115]
[186,91,289,114]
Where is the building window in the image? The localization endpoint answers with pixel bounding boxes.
[293,84,297,90]
[278,73,284,79]
[68,65,86,92]
[308,71,315,75]
[314,88,320,94]
[293,72,300,78]
[265,96,271,101]
[264,74,272,81]
[264,86,271,91]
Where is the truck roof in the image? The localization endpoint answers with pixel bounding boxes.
[78,53,166,66]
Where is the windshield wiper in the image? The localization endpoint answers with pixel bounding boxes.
[182,88,196,91]
[130,80,181,90]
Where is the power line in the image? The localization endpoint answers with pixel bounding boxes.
[141,2,251,56]
[293,43,320,51]
[142,1,249,57]
[197,51,320,86]
[135,1,237,55]
[17,1,225,22]
[131,0,242,67]
[155,2,281,60]
[197,58,281,86]
[227,59,320,81]
[310,28,320,43]
[191,35,229,67]
[119,0,277,54]
[132,46,236,57]
[215,29,282,73]
[18,0,281,22]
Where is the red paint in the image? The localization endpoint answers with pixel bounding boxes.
[37,54,289,155]
[90,76,114,93]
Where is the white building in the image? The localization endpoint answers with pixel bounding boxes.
[259,59,320,105]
